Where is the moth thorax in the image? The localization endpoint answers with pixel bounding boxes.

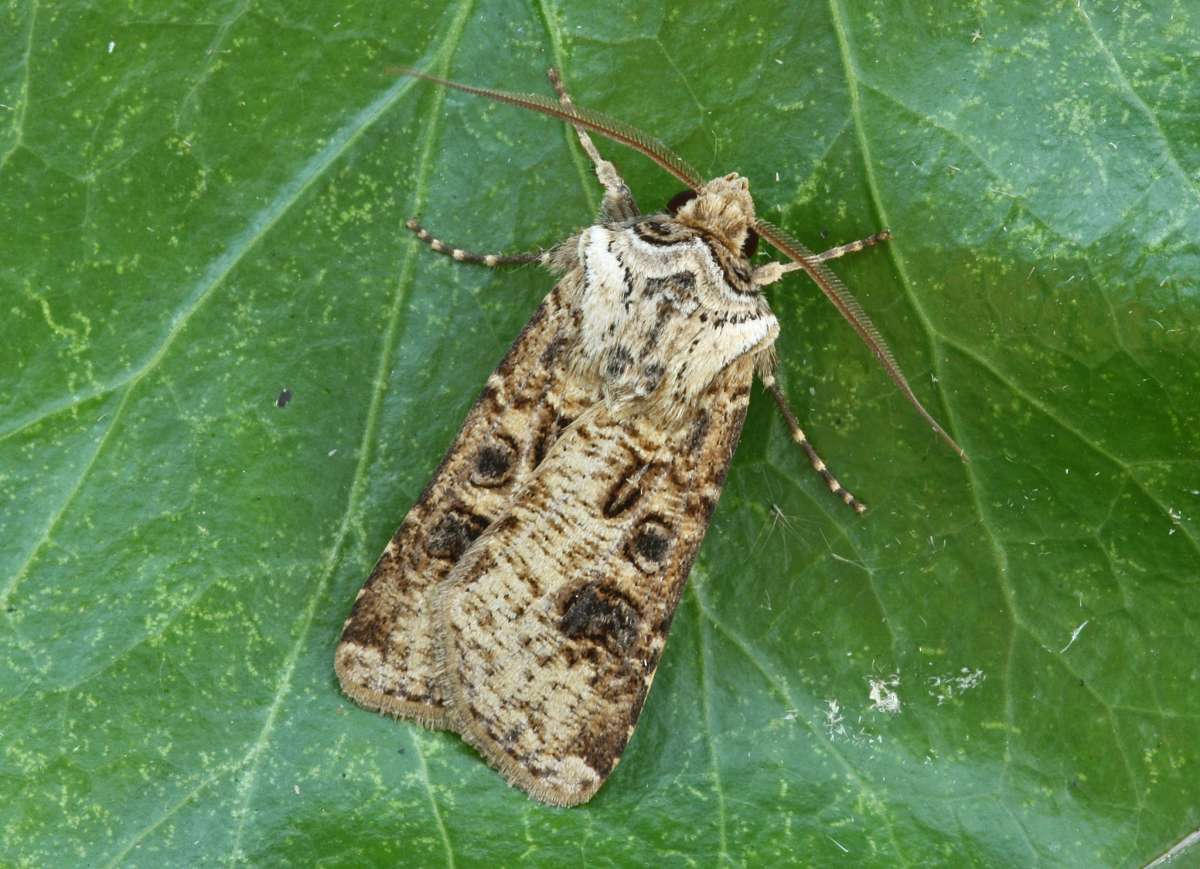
[674,173,757,253]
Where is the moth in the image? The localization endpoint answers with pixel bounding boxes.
[335,68,965,806]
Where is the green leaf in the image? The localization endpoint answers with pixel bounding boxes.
[3,1,1197,866]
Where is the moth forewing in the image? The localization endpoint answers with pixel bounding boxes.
[435,361,753,806]
[334,280,597,730]
[337,67,960,806]
[432,202,772,803]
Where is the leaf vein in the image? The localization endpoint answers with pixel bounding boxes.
[0,0,36,171]
[221,5,477,862]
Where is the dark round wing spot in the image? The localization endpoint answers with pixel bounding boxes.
[469,434,518,487]
[425,509,490,561]
[627,517,673,573]
[666,189,698,215]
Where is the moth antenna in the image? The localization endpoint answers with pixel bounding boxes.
[391,66,704,192]
[756,219,968,461]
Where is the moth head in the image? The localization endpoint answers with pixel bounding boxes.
[668,173,759,258]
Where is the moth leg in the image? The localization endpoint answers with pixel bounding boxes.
[405,218,546,268]
[752,230,892,287]
[546,67,640,221]
[810,229,892,263]
[760,374,867,514]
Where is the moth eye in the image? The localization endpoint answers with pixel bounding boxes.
[665,189,698,215]
[741,227,759,258]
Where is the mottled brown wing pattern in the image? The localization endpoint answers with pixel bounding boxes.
[339,172,782,804]
[335,276,600,728]
[435,354,755,806]
[336,66,926,807]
